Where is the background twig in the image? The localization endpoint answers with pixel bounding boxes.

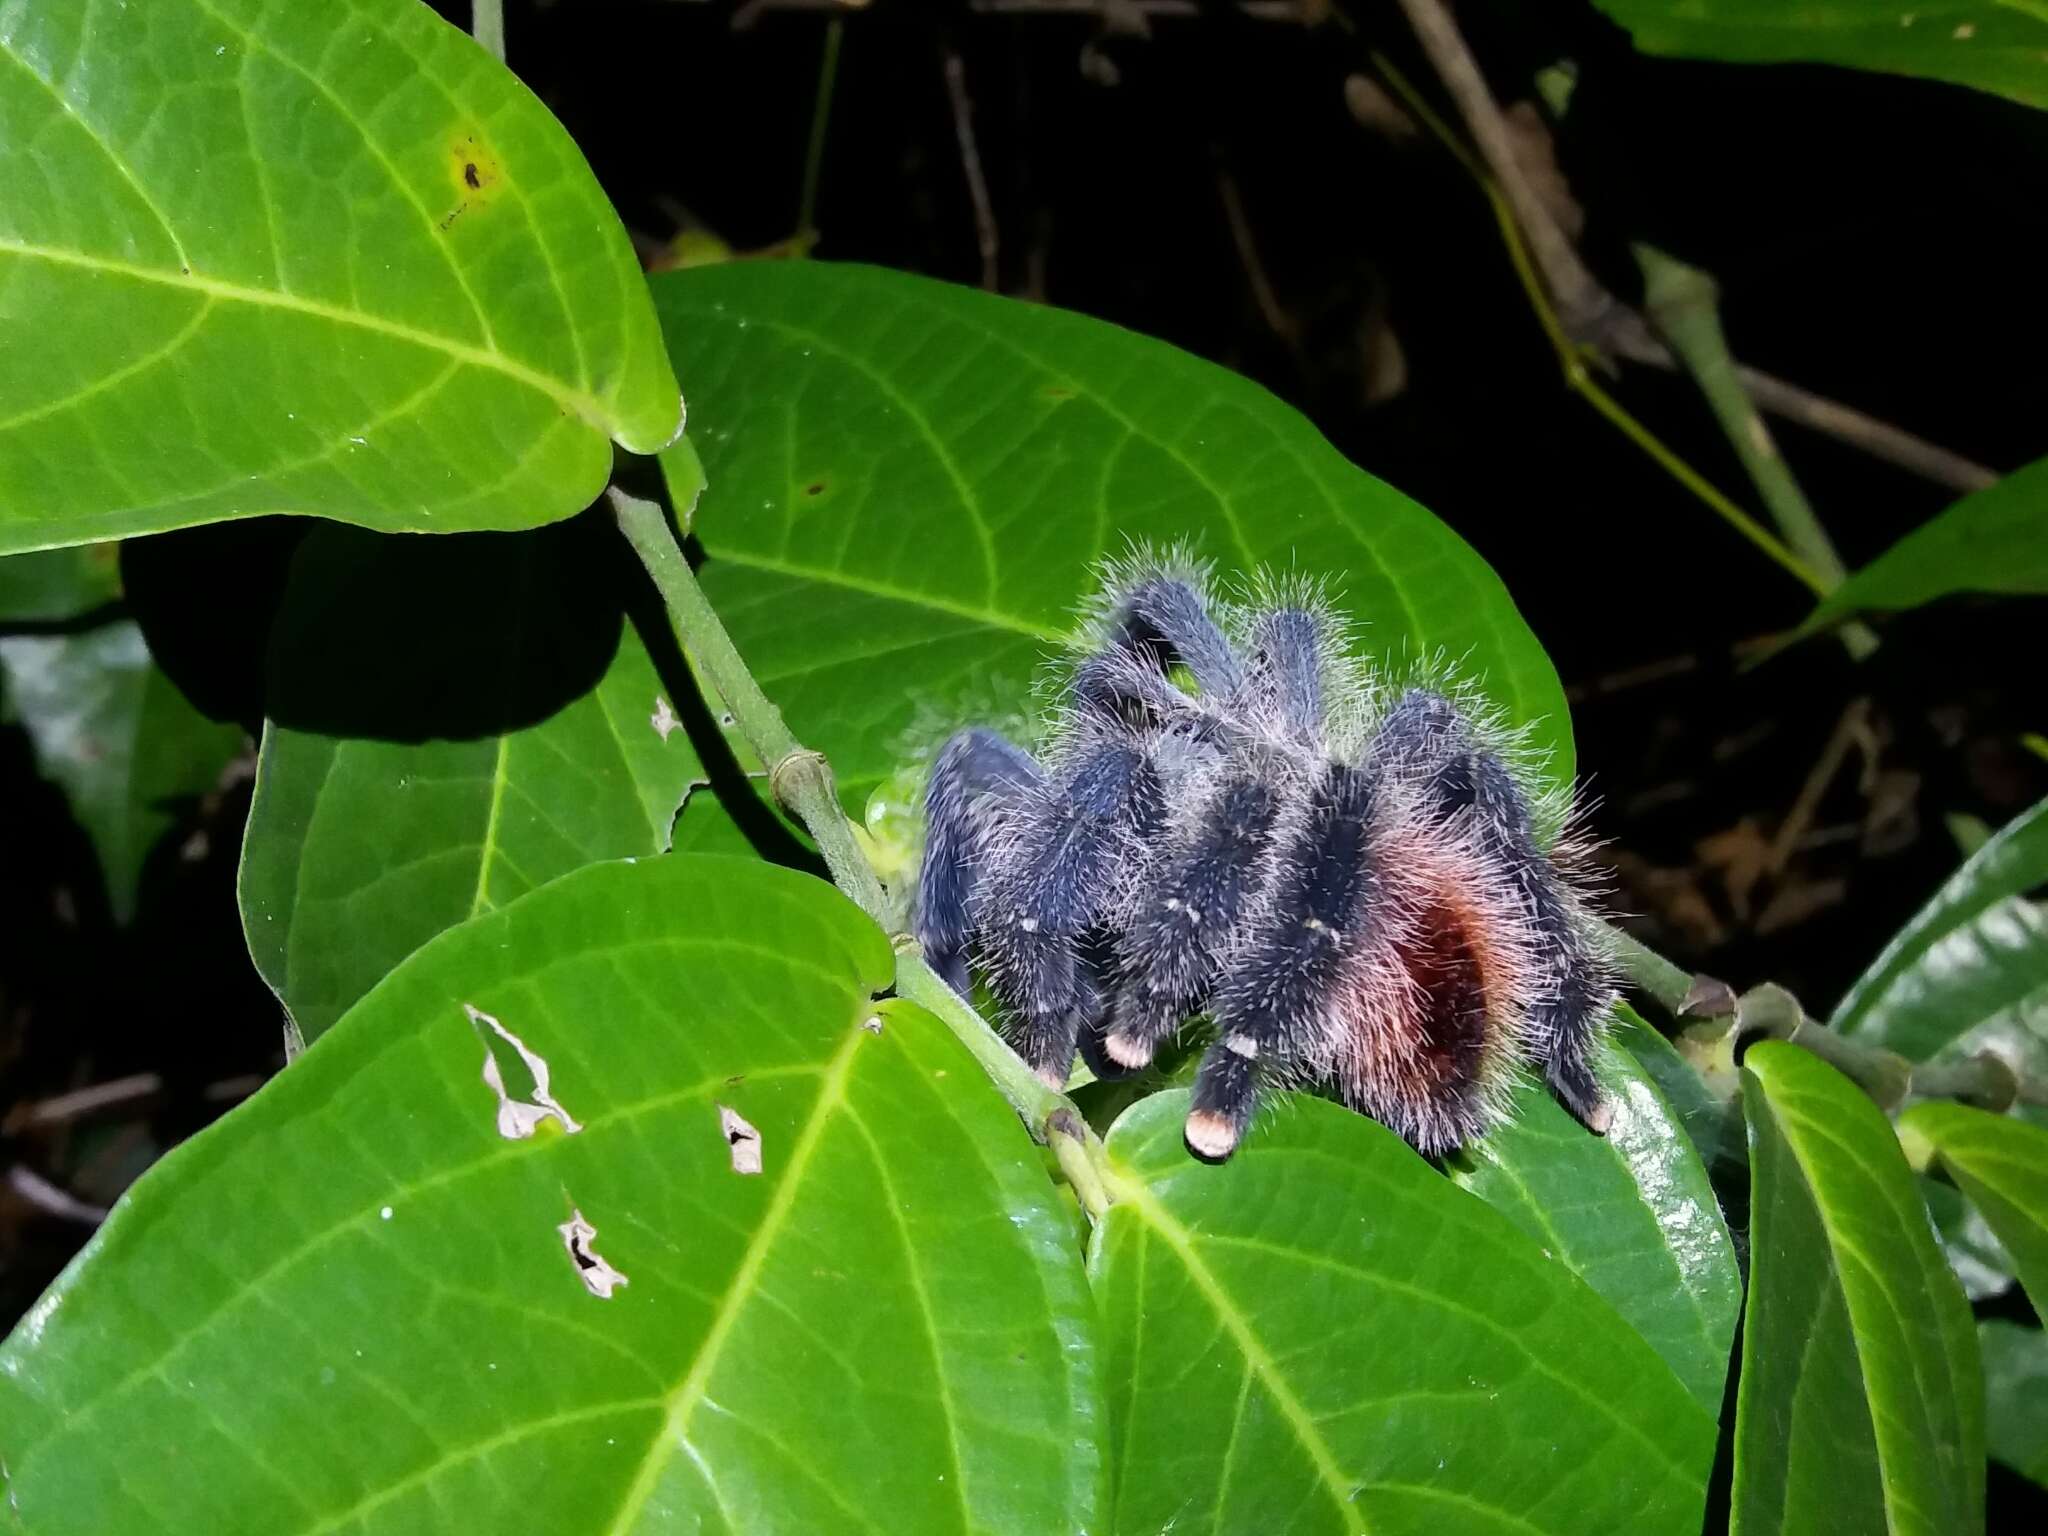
[943,50,1001,292]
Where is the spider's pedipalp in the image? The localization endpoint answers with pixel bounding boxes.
[1104,770,1286,1074]
[915,727,1044,996]
[1188,760,1383,1161]
[1241,605,1328,738]
[981,724,1168,1085]
[1094,558,1243,699]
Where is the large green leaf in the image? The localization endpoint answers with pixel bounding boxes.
[1612,1004,1748,1181]
[0,855,1101,1534]
[239,517,704,1042]
[1588,0,2048,111]
[0,621,245,922]
[1089,1091,1716,1536]
[0,544,122,622]
[1981,1320,2048,1485]
[1832,794,2048,1078]
[1734,1043,1983,1535]
[0,0,679,553]
[652,262,1571,808]
[1450,1040,1741,1411]
[1809,454,2048,626]
[1904,1101,2048,1321]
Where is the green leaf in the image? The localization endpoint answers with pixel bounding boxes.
[1809,455,2048,626]
[0,545,122,622]
[1734,1042,1983,1536]
[1903,1101,2048,1322]
[1449,1040,1741,1411]
[1832,794,2048,1077]
[0,621,244,922]
[1923,1175,2019,1301]
[1612,1002,1748,1179]
[1090,1090,1716,1536]
[0,0,679,553]
[652,262,1571,809]
[1587,0,2048,111]
[238,517,705,1042]
[1981,1320,2048,1486]
[1,855,1102,1535]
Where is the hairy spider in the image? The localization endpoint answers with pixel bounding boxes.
[914,557,1615,1163]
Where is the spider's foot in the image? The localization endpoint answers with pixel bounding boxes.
[1186,1038,1257,1162]
[1101,1029,1157,1071]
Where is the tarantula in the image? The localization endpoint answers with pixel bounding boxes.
[914,559,1615,1163]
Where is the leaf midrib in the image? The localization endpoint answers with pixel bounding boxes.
[0,237,608,432]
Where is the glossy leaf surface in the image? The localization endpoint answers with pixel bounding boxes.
[1734,1043,1983,1535]
[0,622,244,921]
[1981,1320,2048,1485]
[0,0,679,552]
[652,262,1571,809]
[1904,1101,2048,1319]
[1810,455,2048,623]
[1,856,1101,1535]
[1588,0,2048,110]
[1451,1041,1741,1410]
[1090,1091,1715,1536]
[1612,1004,1747,1180]
[1832,794,2048,1078]
[239,518,704,1041]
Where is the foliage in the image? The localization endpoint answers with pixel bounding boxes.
[0,4,2040,1533]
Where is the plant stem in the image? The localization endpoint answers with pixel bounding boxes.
[608,487,887,921]
[1635,246,1880,657]
[471,0,505,61]
[794,18,842,248]
[610,484,1118,1207]
[1599,920,1693,1016]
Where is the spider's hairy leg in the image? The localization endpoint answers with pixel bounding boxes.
[1185,761,1381,1161]
[915,728,1044,996]
[984,728,1167,1088]
[1098,566,1244,698]
[1104,770,1284,1073]
[1242,604,1327,735]
[1379,688,1616,1134]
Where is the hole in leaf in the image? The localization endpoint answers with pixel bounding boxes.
[558,1209,628,1299]
[469,1004,581,1139]
[718,1104,764,1174]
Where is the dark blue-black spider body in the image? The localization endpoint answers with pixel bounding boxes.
[914,558,1615,1162]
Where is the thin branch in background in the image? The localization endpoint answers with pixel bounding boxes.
[795,18,845,248]
[1216,168,1300,351]
[471,0,505,62]
[942,49,1002,292]
[6,1167,108,1226]
[1637,246,1881,657]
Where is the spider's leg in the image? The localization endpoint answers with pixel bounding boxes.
[1101,571,1244,698]
[983,729,1166,1087]
[1186,761,1381,1161]
[1379,688,1615,1134]
[1104,771,1284,1074]
[915,728,1043,997]
[1242,605,1326,736]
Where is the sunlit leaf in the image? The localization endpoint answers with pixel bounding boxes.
[1588,0,2048,111]
[1451,1040,1741,1410]
[238,516,704,1041]
[0,0,679,552]
[1734,1043,1983,1535]
[1808,455,2048,624]
[0,621,244,921]
[1903,1101,2048,1320]
[1832,794,2048,1085]
[1,856,1102,1535]
[652,262,1571,810]
[1090,1090,1716,1536]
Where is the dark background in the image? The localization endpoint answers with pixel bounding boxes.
[3,0,2044,1513]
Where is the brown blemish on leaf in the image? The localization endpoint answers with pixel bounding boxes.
[558,1209,629,1299]
[441,131,504,231]
[718,1104,764,1174]
[468,1003,581,1139]
[804,480,827,497]
[1043,385,1075,401]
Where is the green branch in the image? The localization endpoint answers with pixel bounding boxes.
[609,484,1114,1212]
